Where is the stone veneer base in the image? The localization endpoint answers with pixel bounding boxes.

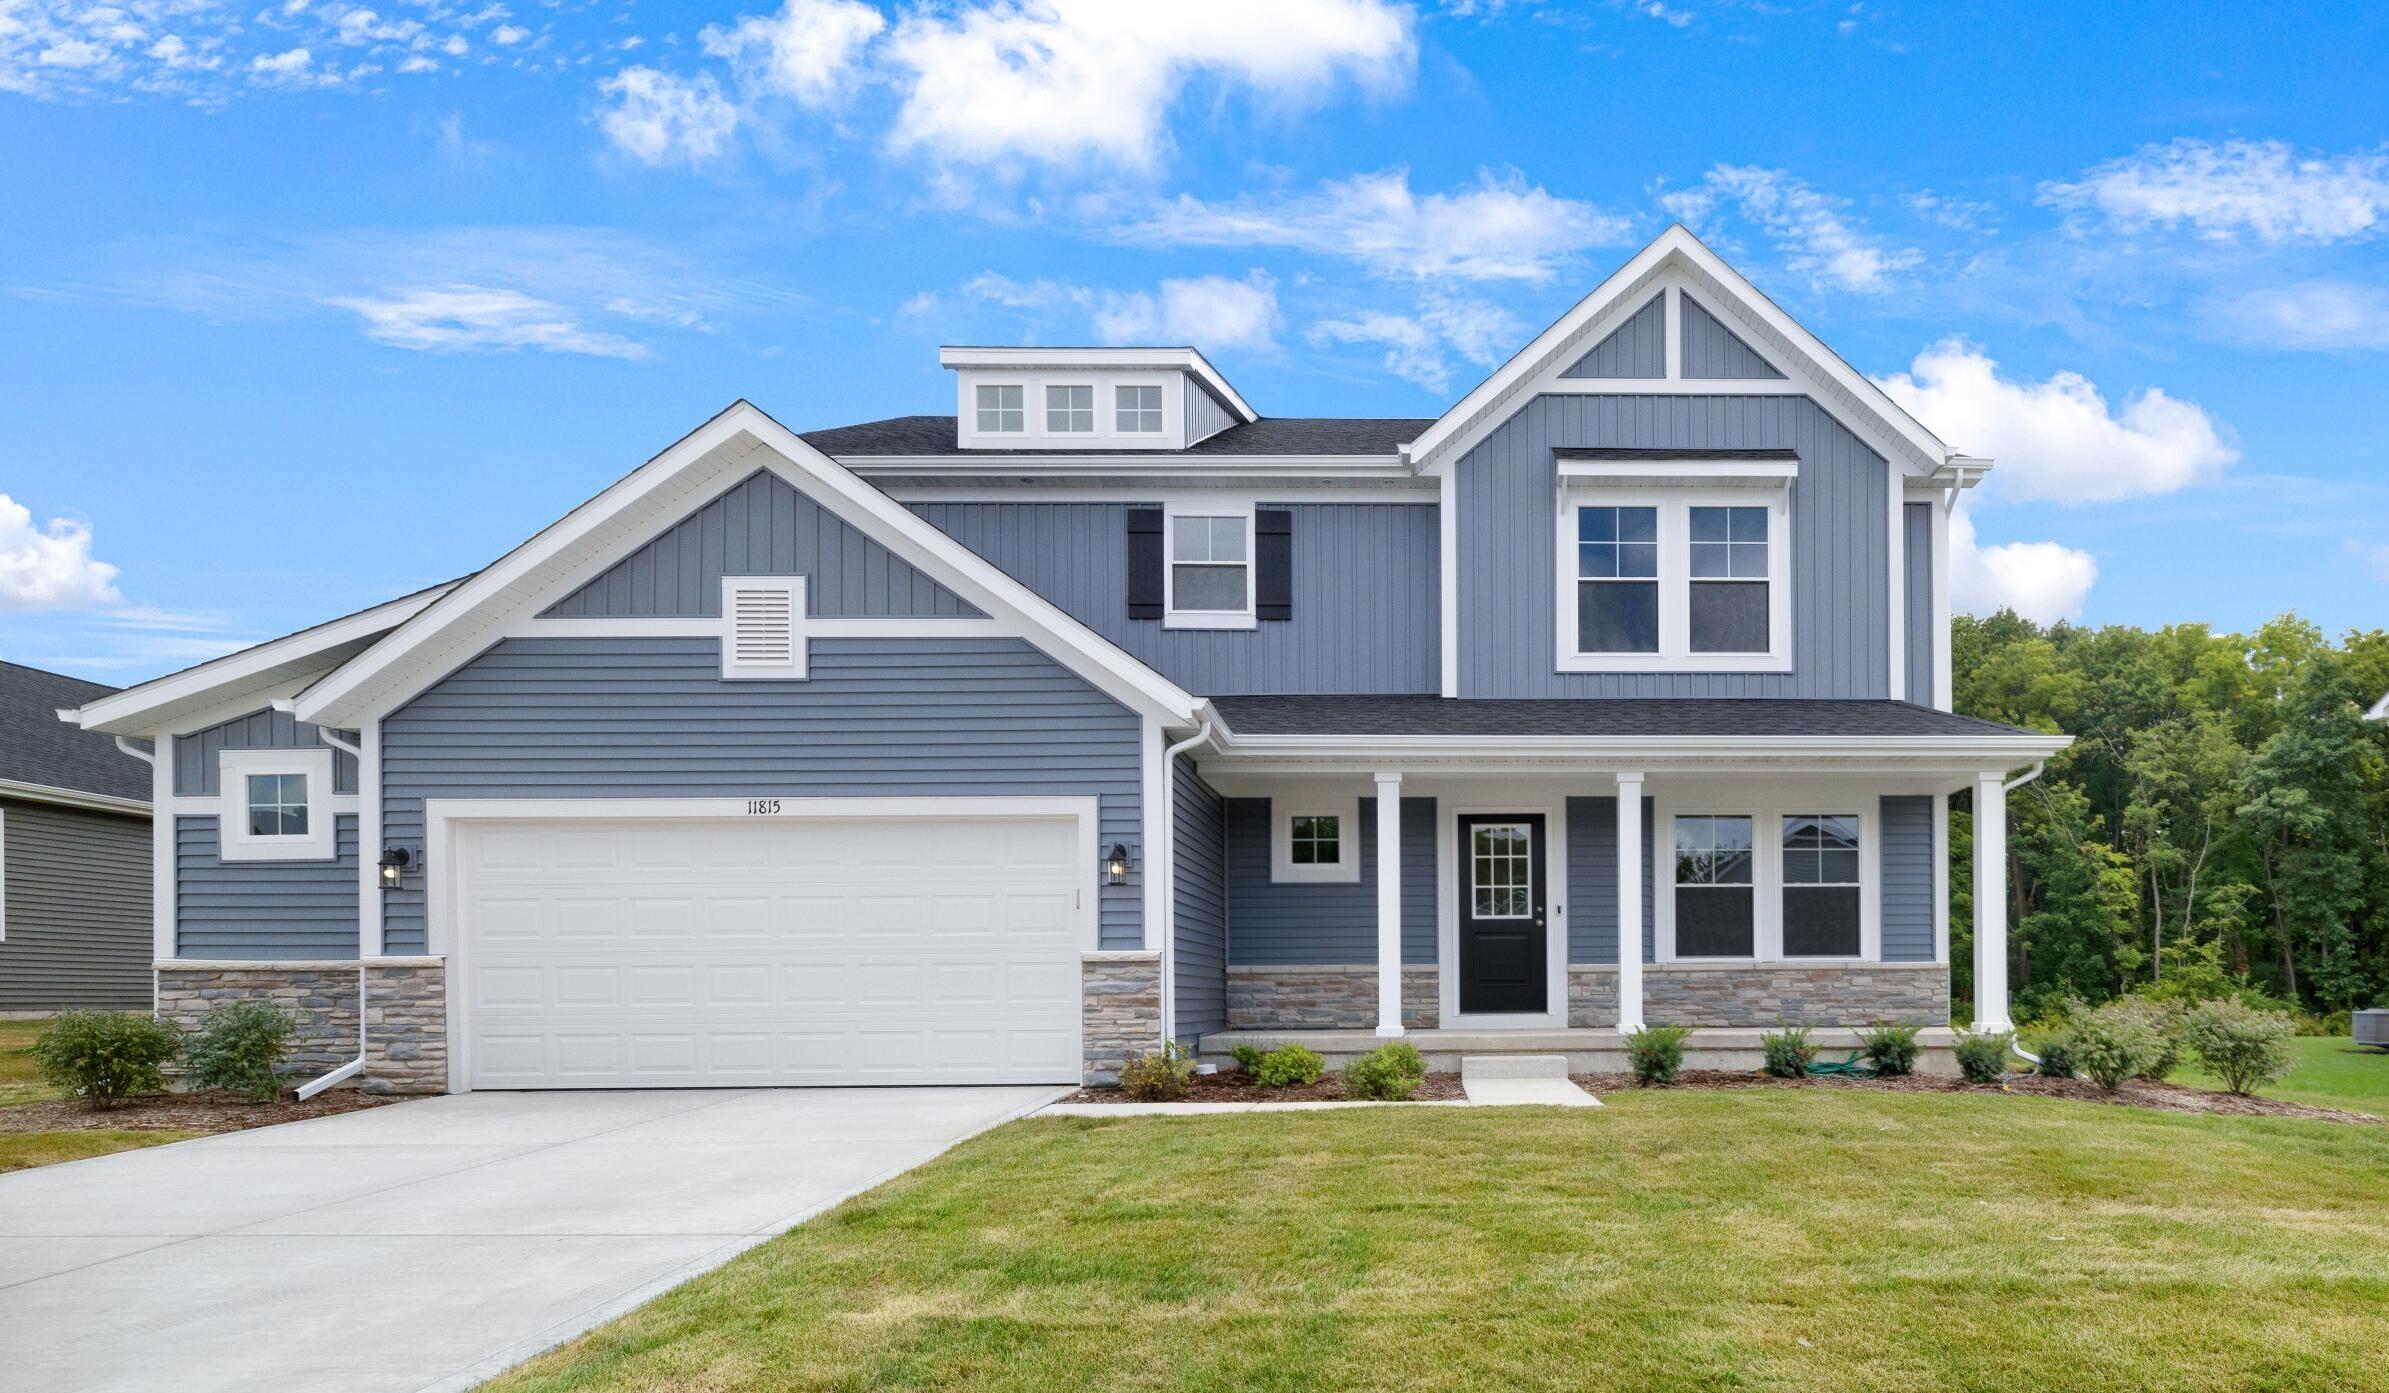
[1569,962,1951,1028]
[1225,965,1439,1031]
[155,958,449,1095]
[1083,952,1162,1084]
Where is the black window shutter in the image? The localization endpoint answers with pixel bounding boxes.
[1255,509,1293,621]
[1126,508,1164,620]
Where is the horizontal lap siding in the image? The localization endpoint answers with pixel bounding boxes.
[1562,292,1665,378]
[174,708,358,797]
[911,501,1438,695]
[1457,395,1890,698]
[379,636,1144,953]
[175,814,361,959]
[1880,795,1935,962]
[545,468,981,619]
[1172,758,1227,1040]
[0,801,150,1011]
[1223,797,1434,965]
[1566,796,1655,964]
[1904,502,1934,705]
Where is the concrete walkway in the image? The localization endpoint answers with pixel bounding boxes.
[0,1086,1064,1393]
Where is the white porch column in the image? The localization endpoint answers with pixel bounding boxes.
[1616,772,1645,1033]
[1375,771,1404,1037]
[1973,772,2012,1033]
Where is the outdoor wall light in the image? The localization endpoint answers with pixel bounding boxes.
[1105,842,1131,886]
[378,846,414,890]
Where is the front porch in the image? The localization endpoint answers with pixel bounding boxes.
[1198,1025,1966,1076]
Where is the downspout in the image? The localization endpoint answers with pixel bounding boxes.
[1983,761,2048,1067]
[298,724,367,1100]
[1158,713,1217,1056]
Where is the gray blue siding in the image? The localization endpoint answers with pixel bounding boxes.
[379,636,1144,953]
[546,469,982,620]
[1185,382,1237,443]
[1562,292,1665,379]
[1880,795,1935,962]
[1223,797,1435,965]
[175,708,357,797]
[1171,758,1227,1040]
[1566,796,1655,964]
[1456,394,1892,697]
[912,501,1438,695]
[1681,294,1786,378]
[1904,502,1934,706]
[0,800,150,1011]
[175,813,360,959]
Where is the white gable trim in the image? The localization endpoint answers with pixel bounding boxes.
[2368,691,2388,722]
[289,401,1204,730]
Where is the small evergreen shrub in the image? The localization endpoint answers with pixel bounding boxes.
[1858,1023,1921,1078]
[2032,1031,2078,1079]
[1229,1042,1265,1077]
[1342,1041,1427,1101]
[31,1010,183,1108]
[1759,1025,1816,1079]
[1118,1041,1196,1101]
[2095,997,2185,1081]
[2070,1009,2163,1093]
[1625,1025,1690,1086]
[1254,1043,1327,1088]
[1954,1031,2014,1084]
[2181,999,2298,1096]
[184,1000,298,1103]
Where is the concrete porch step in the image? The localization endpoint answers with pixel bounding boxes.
[1459,1054,1570,1081]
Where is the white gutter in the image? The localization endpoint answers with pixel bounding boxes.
[297,723,370,1102]
[1156,714,1218,1050]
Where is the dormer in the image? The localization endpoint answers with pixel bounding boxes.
[941,346,1259,451]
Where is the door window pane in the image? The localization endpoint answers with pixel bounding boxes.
[1470,824,1533,918]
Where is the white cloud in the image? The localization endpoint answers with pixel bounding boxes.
[1089,274,1281,352]
[326,286,655,358]
[1307,293,1524,393]
[699,0,882,108]
[2207,280,2389,352]
[596,66,740,167]
[1873,339,2237,504]
[489,22,528,45]
[0,496,123,613]
[882,0,1415,175]
[1125,169,1633,282]
[2040,139,2389,245]
[1949,502,2097,624]
[1661,165,1922,293]
[248,46,332,85]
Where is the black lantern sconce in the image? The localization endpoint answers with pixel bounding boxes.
[378,846,414,891]
[1104,842,1131,886]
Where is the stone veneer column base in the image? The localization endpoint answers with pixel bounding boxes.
[1225,965,1440,1031]
[156,961,360,1080]
[361,959,448,1095]
[1573,961,1951,1028]
[1083,952,1162,1084]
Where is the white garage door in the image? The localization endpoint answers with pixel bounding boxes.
[454,814,1085,1089]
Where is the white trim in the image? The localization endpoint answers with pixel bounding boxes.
[1140,721,1167,955]
[1438,469,1459,698]
[875,485,1432,504]
[1615,771,1645,1032]
[423,794,1105,1094]
[939,345,1258,424]
[1652,787,1882,965]
[1554,488,1793,674]
[1973,773,2011,1032]
[1554,459,1799,488]
[848,456,1407,478]
[2366,691,2387,722]
[0,778,149,817]
[1267,790,1361,884]
[520,614,1005,641]
[1162,498,1257,631]
[1932,494,1954,711]
[1932,790,1950,964]
[719,575,808,680]
[1664,286,1681,378]
[1435,794,1569,1031]
[215,748,339,862]
[360,721,385,957]
[1373,771,1404,1038]
[1887,457,1906,702]
[150,735,174,959]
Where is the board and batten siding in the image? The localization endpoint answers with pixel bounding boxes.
[1171,758,1228,1040]
[0,800,151,1011]
[546,469,982,620]
[1185,381,1237,443]
[911,501,1439,695]
[379,635,1145,954]
[1681,295,1787,379]
[1456,394,1892,698]
[174,707,357,797]
[1904,502,1935,707]
[1879,795,1935,962]
[1561,292,1666,379]
[175,814,361,959]
[1222,797,1435,966]
[1565,796,1656,965]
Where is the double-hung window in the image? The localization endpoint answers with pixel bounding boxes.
[1672,815,1755,957]
[1781,814,1862,957]
[1557,487,1789,672]
[1688,505,1770,653]
[1116,384,1164,433]
[1660,804,1875,961]
[1046,384,1094,433]
[1165,504,1254,628]
[1575,506,1660,653]
[975,383,1024,433]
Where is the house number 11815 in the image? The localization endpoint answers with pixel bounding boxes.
[745,798,783,815]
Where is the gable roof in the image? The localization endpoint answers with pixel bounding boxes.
[0,662,150,807]
[802,415,1432,460]
[1401,224,1962,477]
[2369,692,2388,722]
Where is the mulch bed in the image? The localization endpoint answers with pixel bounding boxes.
[1064,1070,1468,1104]
[0,1087,399,1135]
[1576,1069,2383,1125]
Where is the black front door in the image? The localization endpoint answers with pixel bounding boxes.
[1458,814,1547,1014]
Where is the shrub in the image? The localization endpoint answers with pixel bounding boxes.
[1954,1031,2014,1084]
[2070,1009,2162,1093]
[2096,997,2185,1080]
[1229,1042,1265,1077]
[1759,1025,1816,1079]
[1343,1041,1427,1101]
[183,1000,297,1103]
[1254,1044,1327,1088]
[31,1010,183,1108]
[2181,999,2298,1096]
[2032,1031,2078,1079]
[1118,1041,1196,1101]
[1858,1023,1921,1078]
[1625,1025,1690,1086]
[2299,1009,2353,1038]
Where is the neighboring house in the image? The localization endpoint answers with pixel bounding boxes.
[0,662,153,1016]
[64,227,2069,1091]
[2369,692,2387,722]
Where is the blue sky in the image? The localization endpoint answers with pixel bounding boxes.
[5,0,2388,682]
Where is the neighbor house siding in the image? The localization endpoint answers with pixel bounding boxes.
[174,707,357,797]
[1171,757,1228,1041]
[378,636,1145,953]
[1880,795,1935,963]
[1561,291,1665,379]
[1904,502,1935,707]
[1681,294,1786,378]
[0,800,150,1011]
[912,500,1439,695]
[1222,797,1434,965]
[1185,382,1237,443]
[545,468,982,619]
[174,813,361,959]
[1565,796,1655,965]
[1455,394,1892,698]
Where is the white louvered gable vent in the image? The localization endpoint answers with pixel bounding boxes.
[720,576,807,680]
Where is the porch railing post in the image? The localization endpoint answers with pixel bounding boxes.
[1375,770,1405,1037]
[1616,771,1645,1033]
[1973,772,2012,1033]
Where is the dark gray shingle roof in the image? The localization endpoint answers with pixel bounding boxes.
[1210,695,2036,739]
[0,662,149,803]
[801,415,1434,458]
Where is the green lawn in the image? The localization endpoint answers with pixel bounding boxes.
[0,1128,203,1174]
[0,1017,61,1107]
[489,1092,2389,1393]
[2175,1036,2389,1116]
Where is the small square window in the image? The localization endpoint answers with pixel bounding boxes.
[1046,384,1094,432]
[975,383,1024,433]
[1289,815,1341,865]
[1116,384,1163,433]
[246,772,310,838]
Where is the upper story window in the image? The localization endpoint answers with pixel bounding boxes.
[1116,385,1164,433]
[1165,504,1255,629]
[1575,505,1659,653]
[1689,506,1770,653]
[975,384,1024,433]
[1046,384,1095,433]
[1556,489,1790,673]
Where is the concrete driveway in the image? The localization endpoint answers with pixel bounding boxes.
[0,1086,1064,1393]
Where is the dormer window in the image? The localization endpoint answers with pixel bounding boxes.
[975,384,1024,433]
[1116,385,1163,433]
[1046,385,1094,433]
